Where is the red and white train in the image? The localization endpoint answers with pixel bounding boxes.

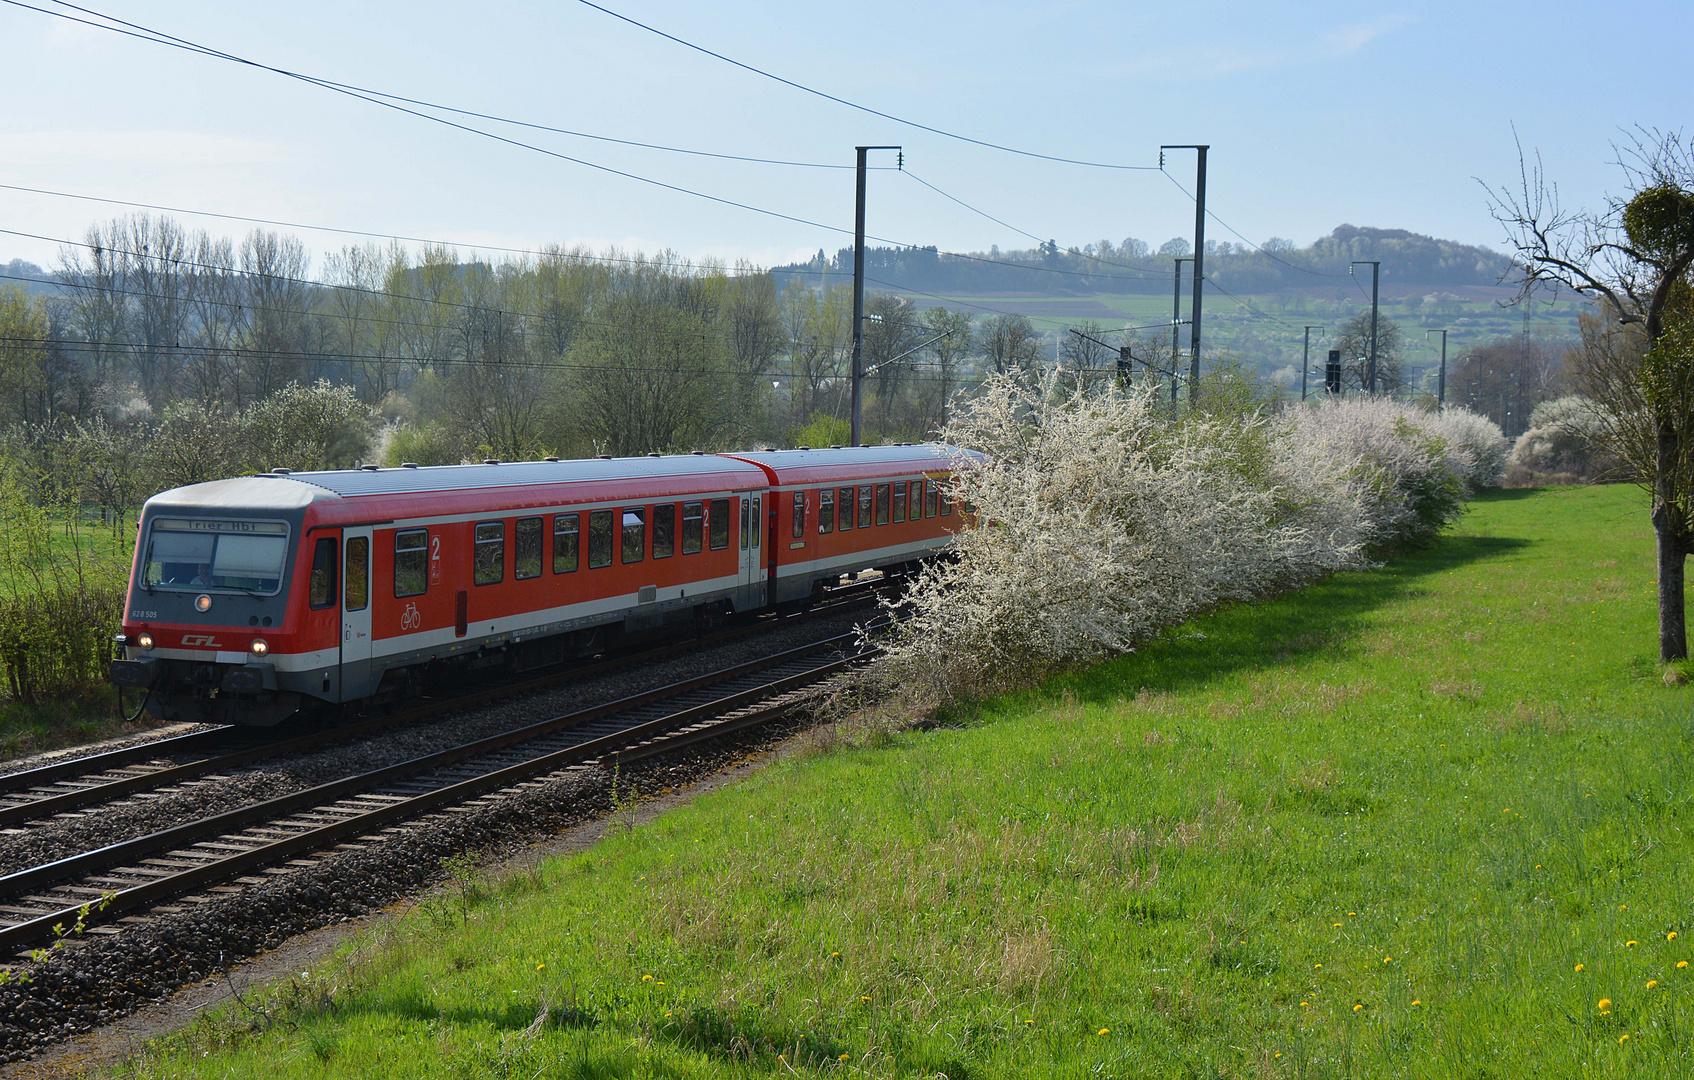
[110,445,977,726]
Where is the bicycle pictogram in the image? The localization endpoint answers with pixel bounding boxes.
[401,602,421,631]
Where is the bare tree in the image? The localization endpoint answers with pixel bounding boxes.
[1488,128,1694,659]
[1059,320,1116,396]
[982,313,1044,382]
[1333,310,1404,394]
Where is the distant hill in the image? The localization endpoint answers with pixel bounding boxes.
[0,259,55,296]
[772,225,1516,297]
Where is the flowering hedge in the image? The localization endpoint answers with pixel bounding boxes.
[871,379,1503,705]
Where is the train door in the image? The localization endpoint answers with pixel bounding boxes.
[735,491,765,610]
[340,526,374,701]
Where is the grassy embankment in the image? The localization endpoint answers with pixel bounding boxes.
[116,485,1694,1077]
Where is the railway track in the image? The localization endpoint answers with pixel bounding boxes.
[0,579,884,833]
[0,630,872,955]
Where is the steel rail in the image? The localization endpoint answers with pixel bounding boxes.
[0,636,868,950]
[0,582,884,828]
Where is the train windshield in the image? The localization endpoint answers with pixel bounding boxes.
[142,519,289,595]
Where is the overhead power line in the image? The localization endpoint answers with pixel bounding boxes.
[1160,169,1347,280]
[574,0,1162,172]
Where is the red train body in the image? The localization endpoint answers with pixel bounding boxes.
[111,445,975,726]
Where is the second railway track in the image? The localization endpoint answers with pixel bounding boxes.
[0,629,871,955]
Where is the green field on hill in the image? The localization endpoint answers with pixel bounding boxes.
[120,485,1694,1078]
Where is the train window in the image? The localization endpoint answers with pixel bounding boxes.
[474,522,504,585]
[344,536,369,612]
[588,510,614,568]
[709,498,730,550]
[751,496,761,547]
[653,504,676,559]
[892,482,907,523]
[515,517,543,580]
[309,538,337,609]
[553,514,579,573]
[791,491,805,539]
[741,498,751,550]
[394,529,428,597]
[622,507,646,564]
[858,485,873,529]
[940,492,952,516]
[837,487,854,531]
[875,483,890,525]
[142,519,288,595]
[681,502,704,554]
[818,489,835,534]
[926,480,939,518]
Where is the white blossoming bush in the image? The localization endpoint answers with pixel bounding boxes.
[1429,407,1509,489]
[868,380,1494,708]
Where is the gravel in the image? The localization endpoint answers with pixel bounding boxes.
[0,610,862,1063]
[0,607,868,877]
[0,711,809,1063]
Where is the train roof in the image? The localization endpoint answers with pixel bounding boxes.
[723,443,979,486]
[265,454,765,497]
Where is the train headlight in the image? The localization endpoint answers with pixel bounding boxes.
[195,594,212,612]
[136,632,155,650]
[249,638,269,657]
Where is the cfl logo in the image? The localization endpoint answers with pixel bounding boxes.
[181,634,223,647]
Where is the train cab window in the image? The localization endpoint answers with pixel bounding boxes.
[474,522,505,585]
[515,517,543,580]
[875,483,891,525]
[751,496,761,548]
[653,504,676,559]
[892,482,907,523]
[622,508,646,564]
[837,487,854,531]
[709,498,730,550]
[309,538,337,609]
[858,486,873,529]
[818,489,835,534]
[926,481,939,518]
[791,491,806,539]
[681,502,704,554]
[553,513,580,573]
[588,510,614,568]
[394,529,428,597]
[344,535,369,612]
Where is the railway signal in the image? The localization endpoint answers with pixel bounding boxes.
[1325,350,1342,396]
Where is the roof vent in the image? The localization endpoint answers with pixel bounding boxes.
[271,467,290,475]
[598,454,612,460]
[830,444,842,449]
[648,452,661,458]
[763,446,778,452]
[483,458,499,465]
[797,445,810,451]
[401,462,419,469]
[361,464,379,472]
[691,450,705,456]
[544,456,559,463]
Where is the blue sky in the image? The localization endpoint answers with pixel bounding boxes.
[1,0,1689,273]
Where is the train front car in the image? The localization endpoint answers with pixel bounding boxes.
[111,475,335,726]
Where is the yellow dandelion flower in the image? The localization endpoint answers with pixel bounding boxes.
[1383,957,1393,964]
[1620,904,1627,911]
[1501,808,1510,813]
[1411,1000,1422,1006]
[1348,911,1356,916]
[1671,932,1680,941]
[665,1011,672,1017]
[831,951,840,957]
[1314,963,1322,969]
[1300,1002,1310,1007]
[657,981,665,986]
[861,996,871,1002]
[1619,1033,1630,1044]
[1680,961,1690,969]
[642,974,654,982]
[1097,1028,1110,1036]
[1628,940,1639,947]
[1333,922,1343,928]
[536,963,545,971]
[1275,1052,1282,1058]
[1025,1019,1035,1024]
[1598,998,1612,1010]
[840,1053,850,1061]
[1648,980,1659,989]
[1575,964,1585,972]
[1353,1004,1364,1012]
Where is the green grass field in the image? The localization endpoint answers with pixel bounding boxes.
[114,485,1694,1078]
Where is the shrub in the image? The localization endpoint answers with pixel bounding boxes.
[869,382,1488,710]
